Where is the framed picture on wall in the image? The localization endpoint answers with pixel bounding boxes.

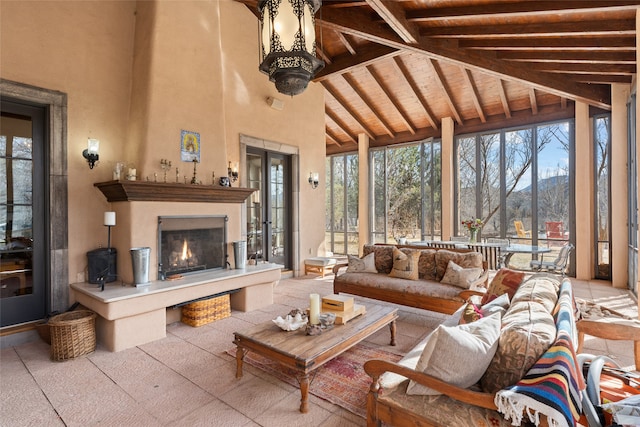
[180,130,200,162]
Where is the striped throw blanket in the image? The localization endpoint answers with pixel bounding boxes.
[495,279,585,427]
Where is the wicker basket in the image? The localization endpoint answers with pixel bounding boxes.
[49,310,97,361]
[182,294,231,327]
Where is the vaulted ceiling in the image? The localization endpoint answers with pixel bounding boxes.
[236,1,639,155]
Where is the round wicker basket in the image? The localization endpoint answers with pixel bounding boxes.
[48,310,97,361]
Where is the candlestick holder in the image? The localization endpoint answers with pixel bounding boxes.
[191,159,200,185]
[160,159,172,182]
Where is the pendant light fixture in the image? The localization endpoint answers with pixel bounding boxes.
[258,0,324,96]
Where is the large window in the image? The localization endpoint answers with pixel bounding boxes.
[594,114,611,279]
[456,120,573,270]
[325,154,359,255]
[371,139,442,245]
[326,139,441,255]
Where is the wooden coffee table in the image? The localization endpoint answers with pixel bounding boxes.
[233,303,398,413]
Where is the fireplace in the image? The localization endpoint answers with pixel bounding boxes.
[157,215,228,279]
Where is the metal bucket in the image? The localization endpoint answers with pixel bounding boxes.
[232,241,247,269]
[130,247,151,286]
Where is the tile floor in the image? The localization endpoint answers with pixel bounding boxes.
[0,275,637,427]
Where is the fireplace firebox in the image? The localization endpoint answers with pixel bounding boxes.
[157,215,228,279]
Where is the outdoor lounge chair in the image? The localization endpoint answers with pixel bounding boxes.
[530,243,574,276]
[514,220,531,238]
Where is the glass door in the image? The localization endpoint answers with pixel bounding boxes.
[1,100,47,327]
[246,148,291,268]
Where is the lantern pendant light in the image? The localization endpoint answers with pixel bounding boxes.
[258,0,324,96]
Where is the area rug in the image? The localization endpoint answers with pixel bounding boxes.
[227,343,402,418]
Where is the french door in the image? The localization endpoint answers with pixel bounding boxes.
[246,148,291,268]
[1,99,47,327]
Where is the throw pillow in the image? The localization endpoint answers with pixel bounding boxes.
[459,302,483,324]
[480,301,556,393]
[389,247,420,280]
[480,293,510,316]
[346,252,377,273]
[417,249,438,280]
[440,260,482,289]
[481,267,525,304]
[406,313,501,395]
[459,293,510,325]
[362,244,394,274]
[435,250,484,281]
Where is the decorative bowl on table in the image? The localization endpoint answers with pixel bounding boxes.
[273,309,308,331]
[319,312,336,328]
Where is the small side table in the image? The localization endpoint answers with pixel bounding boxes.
[304,257,337,278]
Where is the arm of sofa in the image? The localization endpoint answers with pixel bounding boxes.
[332,262,348,275]
[459,290,485,301]
[364,359,497,410]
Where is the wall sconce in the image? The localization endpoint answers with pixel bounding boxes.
[308,172,319,189]
[258,0,324,96]
[228,161,239,183]
[83,138,100,169]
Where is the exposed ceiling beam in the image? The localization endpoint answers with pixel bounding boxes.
[365,0,420,44]
[392,56,439,131]
[429,59,463,125]
[498,50,636,63]
[366,64,416,134]
[316,45,332,64]
[334,30,356,55]
[570,74,634,84]
[529,88,538,115]
[325,128,344,147]
[460,36,636,50]
[318,8,612,108]
[420,19,636,38]
[526,62,636,74]
[405,1,640,22]
[314,44,398,80]
[498,79,512,119]
[343,73,396,138]
[461,68,486,123]
[325,109,358,145]
[322,81,377,140]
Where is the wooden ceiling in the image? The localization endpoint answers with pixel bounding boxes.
[236,1,639,154]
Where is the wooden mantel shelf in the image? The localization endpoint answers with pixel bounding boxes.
[94,180,255,203]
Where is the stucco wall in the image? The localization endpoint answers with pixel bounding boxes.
[0,0,327,306]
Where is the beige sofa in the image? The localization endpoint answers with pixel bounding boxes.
[364,274,582,427]
[333,244,488,315]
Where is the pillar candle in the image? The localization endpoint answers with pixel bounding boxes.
[309,293,320,325]
[104,211,116,226]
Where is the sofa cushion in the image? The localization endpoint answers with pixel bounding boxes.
[389,247,420,280]
[334,273,471,303]
[362,244,394,274]
[511,273,560,314]
[406,313,501,395]
[435,250,484,281]
[481,268,525,304]
[346,252,377,273]
[417,249,438,281]
[480,301,556,393]
[440,260,482,289]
